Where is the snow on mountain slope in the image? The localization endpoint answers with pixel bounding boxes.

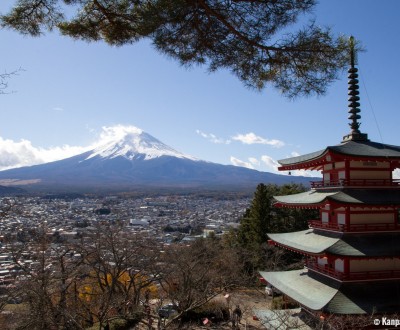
[85,126,197,161]
[0,125,316,192]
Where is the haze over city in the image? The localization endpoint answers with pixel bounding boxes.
[1,0,399,176]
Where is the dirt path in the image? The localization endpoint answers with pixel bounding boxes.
[216,288,271,329]
[134,288,271,329]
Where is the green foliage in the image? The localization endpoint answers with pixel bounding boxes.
[234,183,312,249]
[236,183,277,248]
[224,183,315,273]
[1,0,353,98]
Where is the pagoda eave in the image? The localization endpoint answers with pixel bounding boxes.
[273,202,322,209]
[278,163,323,171]
[269,230,400,257]
[268,239,326,257]
[259,269,400,314]
[278,142,400,171]
[274,189,400,207]
[267,230,340,255]
[259,269,340,312]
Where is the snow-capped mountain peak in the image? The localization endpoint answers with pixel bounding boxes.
[85,126,197,161]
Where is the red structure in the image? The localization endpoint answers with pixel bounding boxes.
[260,39,400,317]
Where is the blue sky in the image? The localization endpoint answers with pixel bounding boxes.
[1,0,400,175]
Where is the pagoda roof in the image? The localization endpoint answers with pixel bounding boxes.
[268,229,340,255]
[259,269,400,314]
[328,232,400,256]
[274,189,400,207]
[268,229,400,257]
[259,269,339,311]
[278,140,400,170]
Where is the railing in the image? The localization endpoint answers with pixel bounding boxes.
[308,220,344,231]
[306,260,343,279]
[310,179,400,189]
[308,220,400,232]
[308,220,400,233]
[306,260,400,281]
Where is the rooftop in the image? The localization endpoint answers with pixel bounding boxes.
[260,269,400,314]
[273,189,400,207]
[268,229,400,257]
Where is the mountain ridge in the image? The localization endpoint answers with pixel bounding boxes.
[0,128,315,192]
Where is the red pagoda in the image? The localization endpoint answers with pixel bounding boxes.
[260,39,400,317]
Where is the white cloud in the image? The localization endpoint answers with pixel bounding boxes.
[0,137,89,171]
[0,125,149,171]
[52,107,64,112]
[94,125,143,147]
[248,157,260,166]
[260,155,280,172]
[232,132,284,148]
[196,129,230,144]
[230,156,254,169]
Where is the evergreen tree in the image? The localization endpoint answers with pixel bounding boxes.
[227,183,313,272]
[1,0,351,98]
[238,183,278,248]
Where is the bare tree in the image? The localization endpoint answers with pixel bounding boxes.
[76,223,162,329]
[2,225,85,330]
[158,238,246,328]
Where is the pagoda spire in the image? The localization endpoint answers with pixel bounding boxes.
[342,36,369,142]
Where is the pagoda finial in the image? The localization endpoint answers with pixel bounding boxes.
[349,36,356,68]
[342,36,368,142]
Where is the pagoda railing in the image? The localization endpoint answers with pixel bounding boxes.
[310,179,400,188]
[306,260,400,281]
[308,220,344,231]
[308,220,400,232]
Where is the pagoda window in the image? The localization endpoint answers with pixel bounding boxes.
[321,211,329,223]
[337,213,346,225]
[334,258,344,272]
[317,256,328,267]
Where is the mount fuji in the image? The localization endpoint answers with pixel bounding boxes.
[0,128,312,192]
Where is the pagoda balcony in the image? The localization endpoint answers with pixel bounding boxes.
[310,179,400,189]
[306,260,400,281]
[308,220,400,233]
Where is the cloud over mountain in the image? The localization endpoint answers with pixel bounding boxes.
[0,125,174,171]
[0,126,314,191]
[0,137,89,171]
